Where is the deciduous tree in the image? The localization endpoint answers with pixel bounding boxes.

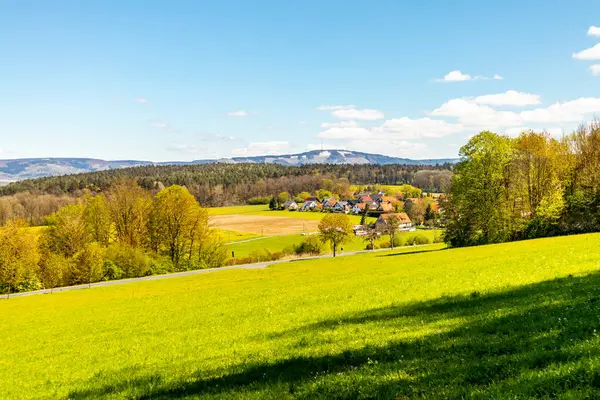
[318,214,353,257]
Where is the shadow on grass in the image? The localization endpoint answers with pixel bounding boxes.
[376,247,447,258]
[69,273,600,399]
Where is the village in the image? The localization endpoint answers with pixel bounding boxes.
[276,190,442,236]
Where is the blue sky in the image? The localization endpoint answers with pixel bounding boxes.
[1,0,600,161]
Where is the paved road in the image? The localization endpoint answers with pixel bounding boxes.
[6,247,393,299]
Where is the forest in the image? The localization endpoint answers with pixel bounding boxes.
[0,163,453,206]
[444,121,600,247]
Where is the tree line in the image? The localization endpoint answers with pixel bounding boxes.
[0,180,226,297]
[444,121,600,247]
[0,163,453,206]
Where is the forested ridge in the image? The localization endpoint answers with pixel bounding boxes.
[0,163,453,206]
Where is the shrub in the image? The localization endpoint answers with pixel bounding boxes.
[413,234,431,245]
[294,236,324,256]
[247,196,271,205]
[148,256,174,275]
[102,260,124,281]
[104,245,151,278]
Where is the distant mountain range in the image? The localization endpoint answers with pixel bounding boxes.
[0,150,458,183]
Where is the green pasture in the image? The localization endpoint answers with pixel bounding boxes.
[225,229,444,259]
[3,234,600,398]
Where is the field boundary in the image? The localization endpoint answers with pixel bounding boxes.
[4,245,439,299]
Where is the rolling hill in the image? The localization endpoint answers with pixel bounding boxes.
[0,150,457,183]
[3,234,600,398]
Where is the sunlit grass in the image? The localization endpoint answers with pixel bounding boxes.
[225,230,444,258]
[3,234,600,398]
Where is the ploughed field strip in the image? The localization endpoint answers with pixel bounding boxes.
[210,214,320,235]
[3,234,600,399]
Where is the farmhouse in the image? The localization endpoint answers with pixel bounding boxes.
[334,201,349,213]
[375,212,413,231]
[351,202,378,214]
[358,195,373,203]
[322,198,338,211]
[300,199,321,212]
[377,202,394,213]
[282,200,298,210]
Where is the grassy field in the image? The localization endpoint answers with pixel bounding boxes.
[225,230,444,258]
[4,234,600,399]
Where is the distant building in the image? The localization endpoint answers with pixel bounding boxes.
[282,200,298,210]
[300,200,321,212]
[375,212,413,231]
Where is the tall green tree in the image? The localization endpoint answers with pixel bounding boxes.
[105,179,151,249]
[445,131,516,246]
[43,203,90,258]
[268,196,277,210]
[318,214,353,257]
[149,185,209,269]
[381,215,402,249]
[83,194,111,245]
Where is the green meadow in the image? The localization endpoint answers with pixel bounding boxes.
[225,230,444,259]
[3,233,600,398]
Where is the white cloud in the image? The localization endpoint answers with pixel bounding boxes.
[503,127,530,137]
[134,98,149,103]
[437,70,472,82]
[503,126,565,138]
[344,139,428,158]
[431,99,523,128]
[436,70,503,82]
[307,143,339,151]
[317,105,355,110]
[588,26,600,37]
[166,144,206,154]
[433,96,600,127]
[573,43,600,60]
[318,124,371,140]
[320,121,360,129]
[591,65,600,76]
[473,90,541,106]
[376,117,464,139]
[231,141,293,157]
[331,108,384,120]
[227,110,251,117]
[298,120,306,125]
[521,98,600,123]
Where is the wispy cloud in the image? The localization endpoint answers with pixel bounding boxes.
[134,98,150,103]
[591,65,600,76]
[435,70,503,82]
[199,133,241,142]
[150,120,178,133]
[317,105,356,110]
[331,108,384,120]
[227,110,251,117]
